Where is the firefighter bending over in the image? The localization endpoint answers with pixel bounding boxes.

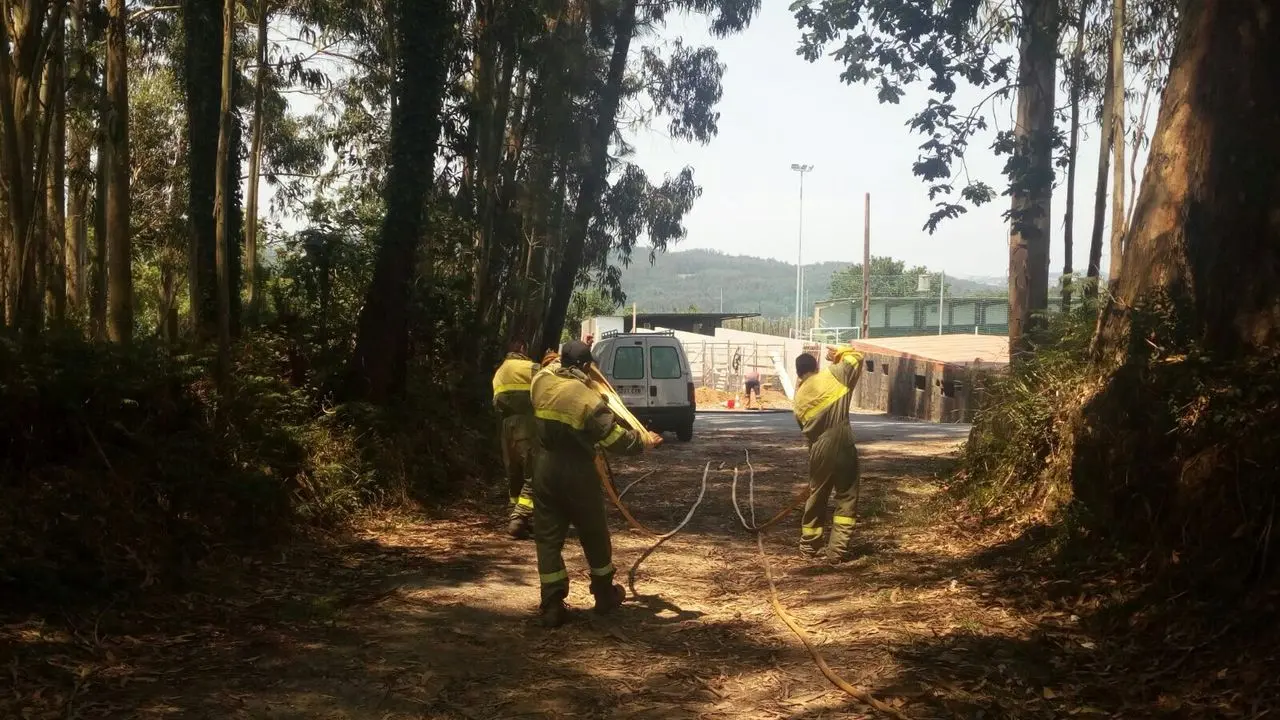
[792,345,865,563]
[491,340,540,539]
[529,340,662,627]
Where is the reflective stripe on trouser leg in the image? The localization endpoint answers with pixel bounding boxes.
[799,523,825,551]
[532,469,570,608]
[825,445,862,558]
[563,464,614,596]
[509,483,535,520]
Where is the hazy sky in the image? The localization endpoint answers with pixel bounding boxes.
[624,4,1146,279]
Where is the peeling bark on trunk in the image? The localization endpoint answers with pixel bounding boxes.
[105,0,131,343]
[1006,0,1059,355]
[540,0,638,347]
[1096,0,1280,359]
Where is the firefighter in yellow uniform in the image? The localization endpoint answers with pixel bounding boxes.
[492,341,540,539]
[792,345,865,562]
[529,340,661,627]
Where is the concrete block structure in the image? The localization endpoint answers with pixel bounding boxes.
[843,335,1008,423]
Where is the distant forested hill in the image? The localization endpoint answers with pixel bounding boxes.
[618,249,1003,318]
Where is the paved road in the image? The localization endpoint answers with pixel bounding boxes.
[691,410,971,444]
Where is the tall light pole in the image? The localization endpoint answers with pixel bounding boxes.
[790,163,813,337]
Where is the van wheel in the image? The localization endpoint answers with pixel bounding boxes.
[676,424,694,442]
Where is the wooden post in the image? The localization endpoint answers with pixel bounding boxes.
[862,193,871,339]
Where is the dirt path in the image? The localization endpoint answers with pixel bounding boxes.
[5,412,1271,718]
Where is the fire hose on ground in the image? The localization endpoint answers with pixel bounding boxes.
[585,370,907,719]
[732,450,909,720]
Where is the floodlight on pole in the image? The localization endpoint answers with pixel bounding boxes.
[790,163,813,336]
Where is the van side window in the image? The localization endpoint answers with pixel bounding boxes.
[650,345,682,379]
[613,346,645,380]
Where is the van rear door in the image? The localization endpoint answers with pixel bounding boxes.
[646,338,688,409]
[606,337,648,410]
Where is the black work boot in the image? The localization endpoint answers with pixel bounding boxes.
[592,583,626,614]
[540,594,569,628]
[507,515,532,540]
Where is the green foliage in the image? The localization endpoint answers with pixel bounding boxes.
[0,328,490,608]
[828,256,930,299]
[953,303,1098,515]
[564,288,618,341]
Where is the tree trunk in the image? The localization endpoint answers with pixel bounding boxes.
[45,25,68,323]
[91,88,108,340]
[1068,0,1280,573]
[245,0,270,325]
[540,0,639,347]
[183,0,222,341]
[1006,0,1059,354]
[215,0,235,387]
[0,0,64,337]
[347,0,455,402]
[1061,0,1089,312]
[105,0,131,343]
[1107,0,1126,286]
[65,0,90,315]
[1085,48,1115,297]
[1096,0,1280,359]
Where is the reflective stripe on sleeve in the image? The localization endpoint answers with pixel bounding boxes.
[535,408,585,430]
[598,424,628,448]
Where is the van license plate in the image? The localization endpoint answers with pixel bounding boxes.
[617,385,644,396]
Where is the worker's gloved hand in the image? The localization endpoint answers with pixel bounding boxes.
[824,345,840,363]
[643,431,663,450]
[541,350,560,366]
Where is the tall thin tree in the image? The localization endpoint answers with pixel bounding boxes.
[105,0,131,343]
[1107,0,1126,287]
[214,0,236,386]
[244,0,270,324]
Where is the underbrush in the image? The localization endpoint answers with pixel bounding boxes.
[951,303,1097,519]
[956,296,1280,585]
[0,330,491,609]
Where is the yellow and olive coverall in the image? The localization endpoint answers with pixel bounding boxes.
[792,348,865,559]
[492,353,540,524]
[529,363,647,609]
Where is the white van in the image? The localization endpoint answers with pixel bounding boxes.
[591,330,696,441]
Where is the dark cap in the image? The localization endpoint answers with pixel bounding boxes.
[560,340,594,369]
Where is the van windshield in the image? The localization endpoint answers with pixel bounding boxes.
[650,345,682,379]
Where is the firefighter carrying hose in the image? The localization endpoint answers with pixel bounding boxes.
[792,344,865,563]
[530,340,662,627]
[492,340,540,539]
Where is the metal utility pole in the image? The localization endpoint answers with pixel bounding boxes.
[862,193,871,339]
[791,163,813,337]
